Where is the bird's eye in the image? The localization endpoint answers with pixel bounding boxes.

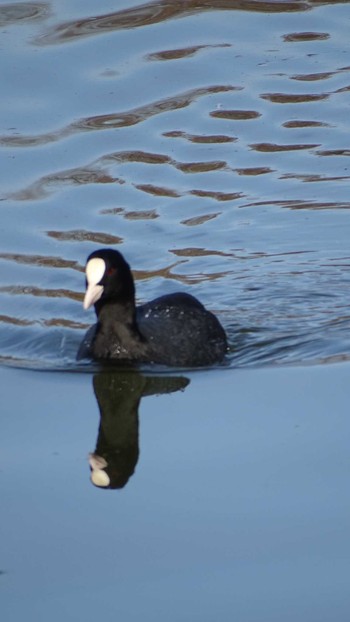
[106,267,116,276]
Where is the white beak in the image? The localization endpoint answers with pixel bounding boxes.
[83,283,104,310]
[83,257,106,310]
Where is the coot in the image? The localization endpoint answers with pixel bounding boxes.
[78,248,227,367]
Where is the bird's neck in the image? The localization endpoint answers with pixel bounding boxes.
[96,300,142,341]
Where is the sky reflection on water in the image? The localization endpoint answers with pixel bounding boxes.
[1,0,350,370]
[2,3,350,618]
[2,362,350,620]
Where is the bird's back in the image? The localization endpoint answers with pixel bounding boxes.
[137,293,227,367]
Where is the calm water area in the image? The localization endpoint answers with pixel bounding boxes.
[1,0,350,619]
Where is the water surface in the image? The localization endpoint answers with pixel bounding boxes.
[1,1,350,620]
[2,362,350,620]
[1,0,350,369]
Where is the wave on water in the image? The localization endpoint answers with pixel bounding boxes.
[2,310,350,373]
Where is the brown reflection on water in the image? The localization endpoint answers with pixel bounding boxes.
[0,284,82,302]
[44,317,87,329]
[316,149,350,157]
[133,262,231,285]
[103,150,233,175]
[0,2,49,26]
[280,173,350,183]
[163,131,237,143]
[283,31,330,42]
[145,43,231,61]
[9,146,241,201]
[210,110,261,120]
[333,85,350,94]
[0,252,83,272]
[0,314,88,330]
[170,247,232,258]
[235,167,273,176]
[225,249,313,261]
[169,247,313,264]
[103,151,171,165]
[245,200,350,211]
[76,86,240,131]
[175,160,228,173]
[8,168,121,201]
[190,189,242,201]
[100,207,159,220]
[290,71,335,82]
[261,93,329,104]
[0,314,34,326]
[103,149,230,173]
[135,183,181,198]
[181,213,221,226]
[282,120,330,128]
[123,210,159,220]
[250,142,319,152]
[34,1,310,46]
[0,86,235,148]
[46,230,123,245]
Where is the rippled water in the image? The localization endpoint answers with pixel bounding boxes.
[3,4,350,621]
[1,0,350,370]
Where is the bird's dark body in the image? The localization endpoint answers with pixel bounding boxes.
[78,249,228,367]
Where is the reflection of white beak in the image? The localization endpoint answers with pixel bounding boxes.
[83,283,104,309]
[89,453,110,487]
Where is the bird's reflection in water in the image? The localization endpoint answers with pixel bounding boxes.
[89,369,190,490]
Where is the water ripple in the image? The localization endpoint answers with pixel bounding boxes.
[145,42,231,61]
[34,0,311,46]
[0,2,49,26]
[0,85,236,148]
[46,230,124,245]
[5,148,238,201]
[2,0,350,372]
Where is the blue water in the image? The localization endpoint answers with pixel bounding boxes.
[1,0,350,369]
[1,1,350,620]
[2,363,350,621]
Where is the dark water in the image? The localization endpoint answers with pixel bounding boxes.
[2,1,350,620]
[1,0,350,369]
